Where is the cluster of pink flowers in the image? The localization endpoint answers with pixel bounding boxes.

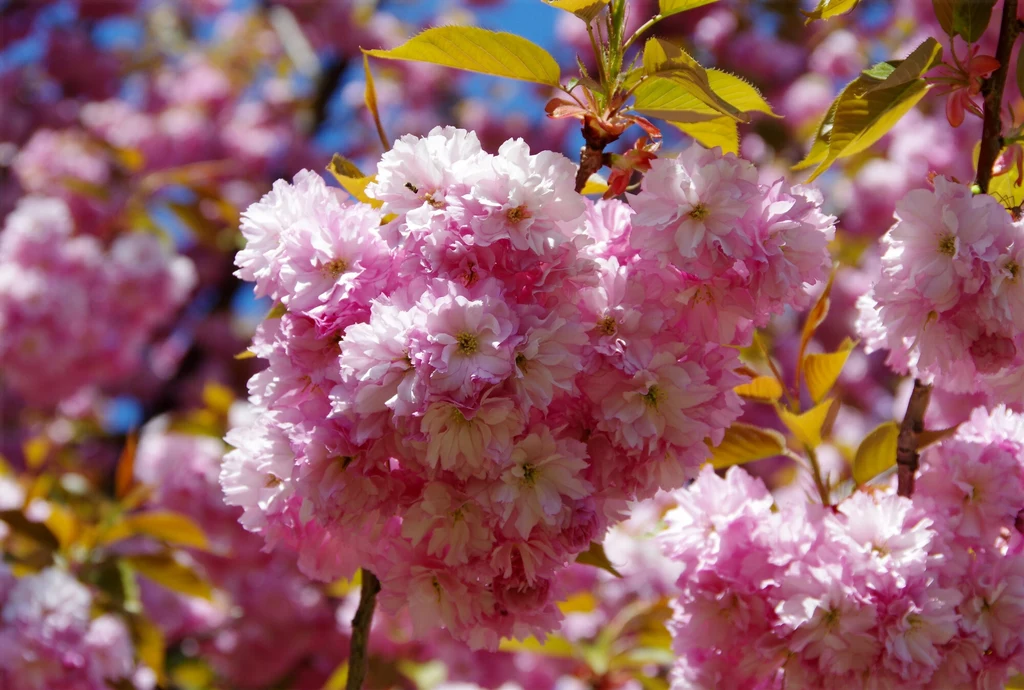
[661,405,1024,689]
[0,197,196,407]
[857,177,1024,405]
[0,566,141,690]
[222,127,835,647]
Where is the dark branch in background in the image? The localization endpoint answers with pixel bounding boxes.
[346,569,381,690]
[310,56,349,135]
[897,0,1020,497]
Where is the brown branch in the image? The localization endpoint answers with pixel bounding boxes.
[975,0,1020,194]
[898,0,1021,497]
[896,380,932,496]
[345,569,381,690]
[575,143,607,192]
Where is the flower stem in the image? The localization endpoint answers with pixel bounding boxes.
[346,569,381,690]
[805,445,831,506]
[896,380,931,497]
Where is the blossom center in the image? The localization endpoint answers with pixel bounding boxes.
[938,234,957,256]
[520,463,537,486]
[455,331,479,355]
[515,352,529,373]
[642,385,662,408]
[689,202,710,221]
[506,204,530,224]
[1006,259,1020,280]
[323,257,349,277]
[597,316,617,336]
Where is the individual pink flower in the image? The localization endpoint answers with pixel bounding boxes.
[420,395,523,479]
[493,427,593,539]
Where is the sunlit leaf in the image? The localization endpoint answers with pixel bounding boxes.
[44,504,78,551]
[234,349,256,360]
[659,0,719,18]
[804,77,931,181]
[671,117,738,154]
[795,268,837,389]
[638,39,742,120]
[803,339,856,403]
[364,27,562,85]
[793,98,839,171]
[170,660,214,690]
[576,541,623,577]
[267,302,287,319]
[777,399,834,448]
[1004,673,1024,689]
[125,554,213,600]
[803,0,859,22]
[101,511,210,551]
[734,376,784,402]
[499,634,577,657]
[858,38,942,94]
[852,421,899,485]
[362,54,389,150]
[580,175,610,195]
[115,433,137,500]
[326,154,380,207]
[708,423,787,468]
[544,0,609,23]
[396,660,447,690]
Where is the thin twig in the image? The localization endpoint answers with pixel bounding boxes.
[346,569,381,690]
[896,380,932,497]
[805,445,831,506]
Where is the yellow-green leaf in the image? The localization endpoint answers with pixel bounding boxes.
[805,78,931,181]
[803,340,856,403]
[1004,672,1024,689]
[796,268,837,388]
[499,634,577,658]
[672,117,738,154]
[364,27,561,86]
[326,154,380,207]
[917,424,960,450]
[777,399,834,448]
[852,421,899,485]
[580,175,610,195]
[125,554,213,600]
[859,38,942,95]
[234,349,256,360]
[23,436,50,470]
[202,382,234,417]
[734,375,785,402]
[803,0,859,22]
[544,0,609,23]
[951,0,997,43]
[102,511,210,551]
[708,423,787,469]
[576,541,623,577]
[659,0,719,18]
[0,510,60,551]
[131,615,167,684]
[639,39,742,120]
[170,660,214,690]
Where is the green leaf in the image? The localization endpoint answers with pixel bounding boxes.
[803,339,856,403]
[704,69,778,116]
[576,541,623,577]
[499,634,578,658]
[793,97,839,170]
[805,78,931,181]
[858,38,942,95]
[544,0,609,23]
[708,423,787,469]
[125,554,213,600]
[639,39,743,120]
[659,0,719,18]
[803,0,859,22]
[777,399,835,448]
[796,268,837,387]
[931,0,956,35]
[952,0,997,42]
[852,421,899,485]
[101,511,210,551]
[917,424,961,450]
[364,26,561,86]
[734,375,785,402]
